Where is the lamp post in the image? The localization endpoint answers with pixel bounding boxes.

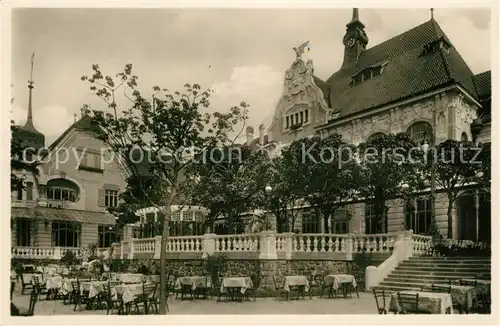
[264,185,273,231]
[401,183,410,231]
[470,118,484,144]
[421,140,437,236]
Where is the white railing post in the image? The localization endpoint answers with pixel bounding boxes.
[153,236,162,259]
[120,241,125,259]
[284,232,293,260]
[128,239,135,259]
[202,233,217,258]
[53,247,61,260]
[346,234,353,260]
[258,230,277,260]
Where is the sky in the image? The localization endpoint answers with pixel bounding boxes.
[10,7,492,145]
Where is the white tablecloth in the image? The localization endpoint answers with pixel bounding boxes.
[324,274,357,290]
[113,283,145,303]
[389,291,454,314]
[220,277,253,294]
[111,273,145,284]
[174,276,209,290]
[283,276,309,293]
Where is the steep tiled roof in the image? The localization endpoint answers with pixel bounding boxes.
[325,19,479,119]
[473,70,491,101]
[312,75,331,106]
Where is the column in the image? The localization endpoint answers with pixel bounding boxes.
[153,236,162,259]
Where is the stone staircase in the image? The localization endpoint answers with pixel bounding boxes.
[373,256,491,294]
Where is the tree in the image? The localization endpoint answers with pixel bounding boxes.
[426,140,486,239]
[260,153,306,233]
[356,133,424,233]
[281,134,356,233]
[189,144,269,233]
[11,124,40,192]
[81,63,247,314]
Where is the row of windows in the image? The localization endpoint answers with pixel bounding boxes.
[14,186,119,208]
[14,219,116,248]
[285,109,309,130]
[367,121,434,146]
[300,198,433,235]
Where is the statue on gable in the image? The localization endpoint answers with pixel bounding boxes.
[293,41,310,59]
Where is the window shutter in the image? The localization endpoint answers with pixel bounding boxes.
[98,188,106,207]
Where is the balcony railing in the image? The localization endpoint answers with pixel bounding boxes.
[10,231,438,261]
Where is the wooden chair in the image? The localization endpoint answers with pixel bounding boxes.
[19,273,34,295]
[211,276,223,302]
[32,275,49,300]
[10,281,15,300]
[12,289,38,316]
[396,292,430,314]
[372,289,387,314]
[431,284,451,293]
[244,275,258,302]
[459,279,477,287]
[272,276,288,301]
[133,282,158,314]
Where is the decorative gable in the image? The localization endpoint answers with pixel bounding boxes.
[268,54,332,143]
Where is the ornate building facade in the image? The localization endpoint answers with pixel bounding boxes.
[11,71,128,256]
[247,9,491,241]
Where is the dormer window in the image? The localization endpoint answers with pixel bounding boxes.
[284,108,310,130]
[350,61,388,86]
[422,37,451,56]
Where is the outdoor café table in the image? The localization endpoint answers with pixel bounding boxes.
[389,291,454,314]
[80,281,109,299]
[323,274,357,297]
[460,279,491,295]
[283,276,309,299]
[60,278,78,295]
[112,273,145,284]
[428,284,477,313]
[220,277,254,301]
[175,276,209,299]
[113,283,145,304]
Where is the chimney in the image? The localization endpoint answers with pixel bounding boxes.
[259,124,265,146]
[246,126,254,145]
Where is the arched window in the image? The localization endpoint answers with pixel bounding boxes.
[461,132,468,142]
[367,132,385,142]
[406,122,434,145]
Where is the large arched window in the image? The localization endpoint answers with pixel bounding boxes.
[367,132,385,142]
[46,179,80,202]
[406,121,434,145]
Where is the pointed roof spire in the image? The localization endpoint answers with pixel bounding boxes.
[430,8,434,20]
[347,8,365,28]
[23,52,41,134]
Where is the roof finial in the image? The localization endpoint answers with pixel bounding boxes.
[430,8,434,20]
[352,8,359,22]
[74,113,77,123]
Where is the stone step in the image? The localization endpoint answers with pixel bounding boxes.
[395,266,490,273]
[379,280,441,289]
[408,256,491,261]
[402,261,491,267]
[384,275,486,283]
[389,271,490,279]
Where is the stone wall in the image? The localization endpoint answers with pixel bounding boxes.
[104,256,370,297]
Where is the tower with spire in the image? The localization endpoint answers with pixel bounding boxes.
[341,8,369,69]
[14,52,45,152]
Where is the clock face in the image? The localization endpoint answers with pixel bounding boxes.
[347,38,355,47]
